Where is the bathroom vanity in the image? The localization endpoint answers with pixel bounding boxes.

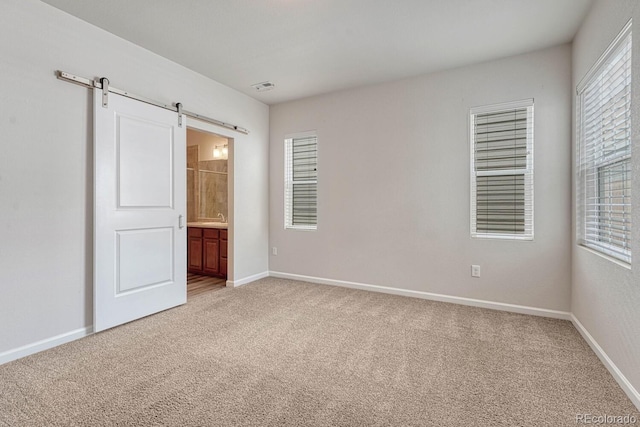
[187,223,228,279]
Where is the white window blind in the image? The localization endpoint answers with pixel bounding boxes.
[470,99,534,239]
[285,133,318,230]
[577,22,632,264]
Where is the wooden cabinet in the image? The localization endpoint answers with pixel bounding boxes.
[203,229,220,274]
[188,228,203,271]
[187,227,227,279]
[220,229,228,277]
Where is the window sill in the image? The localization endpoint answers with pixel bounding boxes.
[471,233,534,241]
[578,244,631,270]
[285,226,317,232]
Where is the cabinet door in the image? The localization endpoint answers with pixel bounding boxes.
[188,237,203,272]
[219,257,228,277]
[219,230,228,278]
[203,238,219,274]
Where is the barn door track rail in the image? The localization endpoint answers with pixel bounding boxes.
[57,70,249,134]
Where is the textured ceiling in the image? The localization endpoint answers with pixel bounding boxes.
[40,0,593,105]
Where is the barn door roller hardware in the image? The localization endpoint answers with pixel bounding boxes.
[56,71,249,134]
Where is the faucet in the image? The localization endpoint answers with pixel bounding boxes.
[217,213,226,223]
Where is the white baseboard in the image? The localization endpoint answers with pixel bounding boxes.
[571,314,640,411]
[269,271,571,320]
[0,326,93,366]
[226,270,269,288]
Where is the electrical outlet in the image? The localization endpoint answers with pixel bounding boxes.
[471,265,481,278]
[272,247,278,256]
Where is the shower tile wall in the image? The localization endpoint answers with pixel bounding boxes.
[199,159,228,220]
[187,146,199,222]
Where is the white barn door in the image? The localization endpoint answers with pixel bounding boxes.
[93,89,186,332]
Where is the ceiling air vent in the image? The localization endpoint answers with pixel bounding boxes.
[251,81,275,92]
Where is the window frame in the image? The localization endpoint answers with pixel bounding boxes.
[576,20,632,265]
[284,131,318,231]
[469,99,535,241]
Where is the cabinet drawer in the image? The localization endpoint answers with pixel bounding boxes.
[220,229,228,241]
[204,229,219,239]
[188,227,202,237]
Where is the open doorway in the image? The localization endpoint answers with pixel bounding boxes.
[185,127,230,298]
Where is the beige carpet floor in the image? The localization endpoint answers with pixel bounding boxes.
[0,277,638,426]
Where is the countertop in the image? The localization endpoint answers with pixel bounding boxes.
[187,222,228,229]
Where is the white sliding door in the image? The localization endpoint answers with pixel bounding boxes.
[94,89,186,332]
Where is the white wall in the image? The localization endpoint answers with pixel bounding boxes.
[572,0,640,403]
[270,45,572,312]
[0,0,269,356]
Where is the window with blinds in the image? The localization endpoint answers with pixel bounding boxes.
[577,21,632,264]
[285,133,318,230]
[470,99,534,239]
